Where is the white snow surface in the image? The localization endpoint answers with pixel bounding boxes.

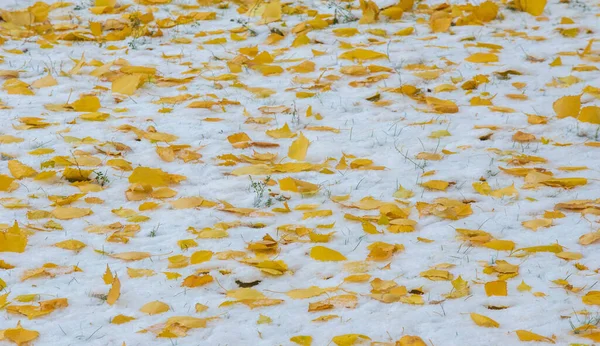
[0,0,599,345]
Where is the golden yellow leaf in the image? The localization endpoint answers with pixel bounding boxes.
[465,53,499,63]
[430,11,452,33]
[583,291,600,305]
[484,280,507,296]
[514,0,547,16]
[421,180,450,191]
[515,330,555,343]
[288,132,309,161]
[190,250,213,264]
[127,268,155,278]
[110,251,151,261]
[51,207,92,220]
[553,95,580,118]
[71,95,100,112]
[310,246,347,261]
[111,314,135,324]
[8,160,37,179]
[279,177,319,194]
[182,274,214,288]
[396,335,427,346]
[107,276,121,305]
[31,73,57,88]
[578,106,600,124]
[112,74,142,96]
[332,334,370,346]
[103,265,114,285]
[140,300,169,315]
[522,218,552,231]
[286,286,328,299]
[290,335,313,346]
[483,240,515,251]
[54,239,86,251]
[470,313,499,328]
[339,49,387,61]
[4,323,39,345]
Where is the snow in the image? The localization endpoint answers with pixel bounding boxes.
[0,0,599,345]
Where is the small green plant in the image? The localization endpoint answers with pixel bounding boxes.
[249,175,272,207]
[93,170,110,186]
[149,224,160,237]
[127,15,145,50]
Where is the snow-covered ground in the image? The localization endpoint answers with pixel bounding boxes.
[0,0,599,345]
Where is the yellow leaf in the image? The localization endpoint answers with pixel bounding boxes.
[266,123,296,139]
[111,251,151,261]
[111,314,135,324]
[225,288,265,301]
[8,160,37,179]
[288,132,309,161]
[178,239,198,250]
[553,95,581,118]
[259,0,281,24]
[127,268,155,278]
[0,174,16,192]
[578,106,600,124]
[583,291,600,305]
[257,314,272,324]
[0,135,24,144]
[190,250,213,264]
[286,286,328,299]
[483,240,515,251]
[182,274,214,288]
[517,244,563,253]
[515,330,555,343]
[339,49,387,61]
[4,323,39,345]
[333,28,359,37]
[72,95,101,112]
[112,74,142,96]
[465,53,499,63]
[140,300,169,315]
[484,280,507,296]
[396,335,427,346]
[310,246,347,261]
[393,185,414,199]
[107,276,120,305]
[31,73,57,88]
[522,217,552,231]
[54,239,86,251]
[430,11,452,33]
[517,280,531,292]
[394,27,415,36]
[103,265,114,285]
[426,97,459,113]
[290,335,313,346]
[3,78,34,95]
[163,272,182,280]
[381,6,403,20]
[332,334,370,346]
[195,303,208,312]
[470,313,499,328]
[279,177,319,194]
[579,231,600,245]
[420,269,453,281]
[29,148,54,155]
[128,167,171,187]
[80,112,109,121]
[421,180,450,191]
[170,197,215,209]
[514,0,547,16]
[51,207,92,220]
